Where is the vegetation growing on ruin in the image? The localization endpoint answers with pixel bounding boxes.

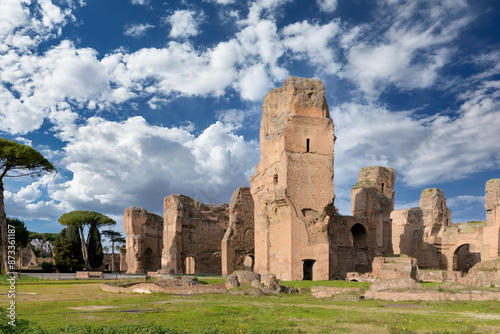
[353,179,373,188]
[463,221,487,226]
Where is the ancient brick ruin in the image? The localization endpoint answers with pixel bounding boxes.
[123,76,500,280]
[221,187,255,276]
[124,206,163,274]
[329,166,396,277]
[392,179,500,273]
[162,194,228,275]
[250,77,335,281]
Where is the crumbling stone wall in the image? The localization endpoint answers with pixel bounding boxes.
[250,76,335,281]
[330,166,396,277]
[124,207,163,274]
[16,244,39,269]
[371,255,418,281]
[120,250,127,272]
[162,194,228,275]
[484,179,500,259]
[221,187,254,276]
[391,189,448,269]
[392,179,500,272]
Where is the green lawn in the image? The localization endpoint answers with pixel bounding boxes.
[1,278,499,333]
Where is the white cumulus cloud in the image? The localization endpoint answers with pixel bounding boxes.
[282,20,341,74]
[124,23,154,38]
[316,0,337,13]
[339,0,471,96]
[165,10,204,39]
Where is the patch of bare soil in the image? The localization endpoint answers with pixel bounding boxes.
[458,312,500,320]
[67,305,117,311]
[383,304,425,308]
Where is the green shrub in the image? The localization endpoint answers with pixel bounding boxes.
[40,261,53,272]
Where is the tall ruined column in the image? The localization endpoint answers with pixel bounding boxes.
[123,207,163,274]
[484,179,500,259]
[350,166,396,268]
[221,187,255,276]
[161,195,183,274]
[250,77,335,281]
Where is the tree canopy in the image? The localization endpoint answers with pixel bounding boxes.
[0,218,30,253]
[102,230,125,272]
[29,232,58,243]
[30,232,58,257]
[58,211,116,229]
[102,230,125,245]
[0,138,56,179]
[58,210,115,270]
[1,137,56,274]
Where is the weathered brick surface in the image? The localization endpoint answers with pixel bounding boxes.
[250,77,334,281]
[392,180,500,273]
[221,187,255,276]
[162,194,228,275]
[124,207,163,274]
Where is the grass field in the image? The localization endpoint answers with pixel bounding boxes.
[1,277,500,333]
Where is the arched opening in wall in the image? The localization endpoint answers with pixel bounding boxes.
[243,255,254,271]
[185,256,196,274]
[143,248,154,272]
[302,259,315,280]
[350,224,370,273]
[351,224,368,248]
[453,244,481,273]
[306,138,310,152]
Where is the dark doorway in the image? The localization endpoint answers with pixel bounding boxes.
[453,244,481,273]
[303,259,315,280]
[306,138,310,152]
[143,248,154,272]
[351,224,368,248]
[350,224,370,273]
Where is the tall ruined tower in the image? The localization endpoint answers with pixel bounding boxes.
[347,166,396,271]
[250,77,335,281]
[484,179,500,259]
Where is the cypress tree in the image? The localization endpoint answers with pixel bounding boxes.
[88,224,103,270]
[67,225,83,265]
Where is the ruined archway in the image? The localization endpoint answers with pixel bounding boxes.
[185,256,196,274]
[453,244,481,273]
[303,259,316,280]
[351,224,368,248]
[350,223,370,273]
[143,248,154,272]
[243,255,254,271]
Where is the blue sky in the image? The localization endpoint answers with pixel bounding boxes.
[1,0,499,238]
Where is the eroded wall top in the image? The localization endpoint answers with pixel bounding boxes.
[419,188,451,229]
[262,76,330,137]
[124,206,163,236]
[485,178,500,226]
[485,179,500,211]
[354,166,396,198]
